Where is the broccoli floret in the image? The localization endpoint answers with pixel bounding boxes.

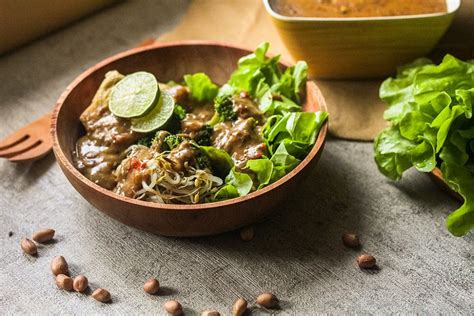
[163,134,185,151]
[194,124,214,146]
[136,134,154,147]
[174,104,187,120]
[196,155,212,170]
[208,95,237,126]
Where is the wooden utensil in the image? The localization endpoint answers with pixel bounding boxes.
[0,113,52,162]
[0,39,157,163]
[51,41,329,236]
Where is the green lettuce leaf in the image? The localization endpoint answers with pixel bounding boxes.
[225,168,253,196]
[184,73,218,102]
[198,146,233,178]
[374,54,474,236]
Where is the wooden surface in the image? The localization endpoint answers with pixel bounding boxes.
[51,42,327,236]
[0,1,472,314]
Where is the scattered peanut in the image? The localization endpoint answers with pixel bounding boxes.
[143,278,160,294]
[256,292,279,309]
[73,275,88,292]
[164,300,183,315]
[232,298,248,316]
[342,232,360,248]
[92,288,111,302]
[201,310,220,316]
[357,254,376,269]
[55,274,73,291]
[51,256,69,276]
[20,238,37,255]
[240,226,254,241]
[32,228,55,243]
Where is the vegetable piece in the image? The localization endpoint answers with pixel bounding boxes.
[264,111,328,158]
[173,104,187,120]
[184,73,218,102]
[374,54,474,236]
[163,135,185,151]
[225,168,253,196]
[208,95,237,126]
[194,124,214,146]
[199,146,234,177]
[131,91,175,133]
[246,158,273,189]
[109,71,159,118]
[213,184,240,201]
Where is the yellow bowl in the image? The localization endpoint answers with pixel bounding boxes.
[264,0,460,79]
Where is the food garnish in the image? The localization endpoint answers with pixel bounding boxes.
[374,55,474,236]
[109,71,159,118]
[131,91,175,132]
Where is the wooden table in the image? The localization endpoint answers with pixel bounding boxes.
[0,1,472,314]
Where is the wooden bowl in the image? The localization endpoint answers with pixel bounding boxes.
[51,41,328,237]
[429,167,463,202]
[264,0,460,79]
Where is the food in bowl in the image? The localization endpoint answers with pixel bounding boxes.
[272,0,447,18]
[73,43,328,205]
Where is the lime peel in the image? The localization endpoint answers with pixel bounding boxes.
[131,91,175,133]
[109,71,159,118]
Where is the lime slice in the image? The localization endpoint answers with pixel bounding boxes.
[131,91,175,133]
[109,71,159,118]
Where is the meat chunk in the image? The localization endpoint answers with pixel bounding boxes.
[73,71,142,189]
[114,146,154,198]
[213,118,267,169]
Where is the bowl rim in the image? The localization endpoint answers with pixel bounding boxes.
[51,40,328,211]
[263,0,460,22]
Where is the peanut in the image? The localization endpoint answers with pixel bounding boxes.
[232,298,248,316]
[256,292,279,309]
[56,274,73,291]
[164,300,182,315]
[73,275,88,292]
[20,238,37,255]
[51,256,69,276]
[201,311,220,316]
[240,226,254,241]
[92,288,111,302]
[32,228,55,243]
[143,278,160,294]
[342,232,360,248]
[357,254,376,269]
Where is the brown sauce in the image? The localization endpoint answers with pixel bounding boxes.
[272,0,447,18]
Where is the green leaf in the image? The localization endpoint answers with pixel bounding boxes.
[246,158,274,188]
[198,146,233,178]
[214,184,240,201]
[270,143,300,182]
[225,168,253,196]
[184,73,218,102]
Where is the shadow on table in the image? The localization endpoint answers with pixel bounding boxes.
[186,146,369,267]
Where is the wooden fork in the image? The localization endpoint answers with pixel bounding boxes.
[0,113,53,162]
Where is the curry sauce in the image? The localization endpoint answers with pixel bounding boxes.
[272,0,447,18]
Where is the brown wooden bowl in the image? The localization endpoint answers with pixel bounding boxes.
[51,41,328,237]
[429,167,463,202]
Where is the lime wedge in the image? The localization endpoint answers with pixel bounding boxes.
[109,71,159,118]
[131,91,175,133]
